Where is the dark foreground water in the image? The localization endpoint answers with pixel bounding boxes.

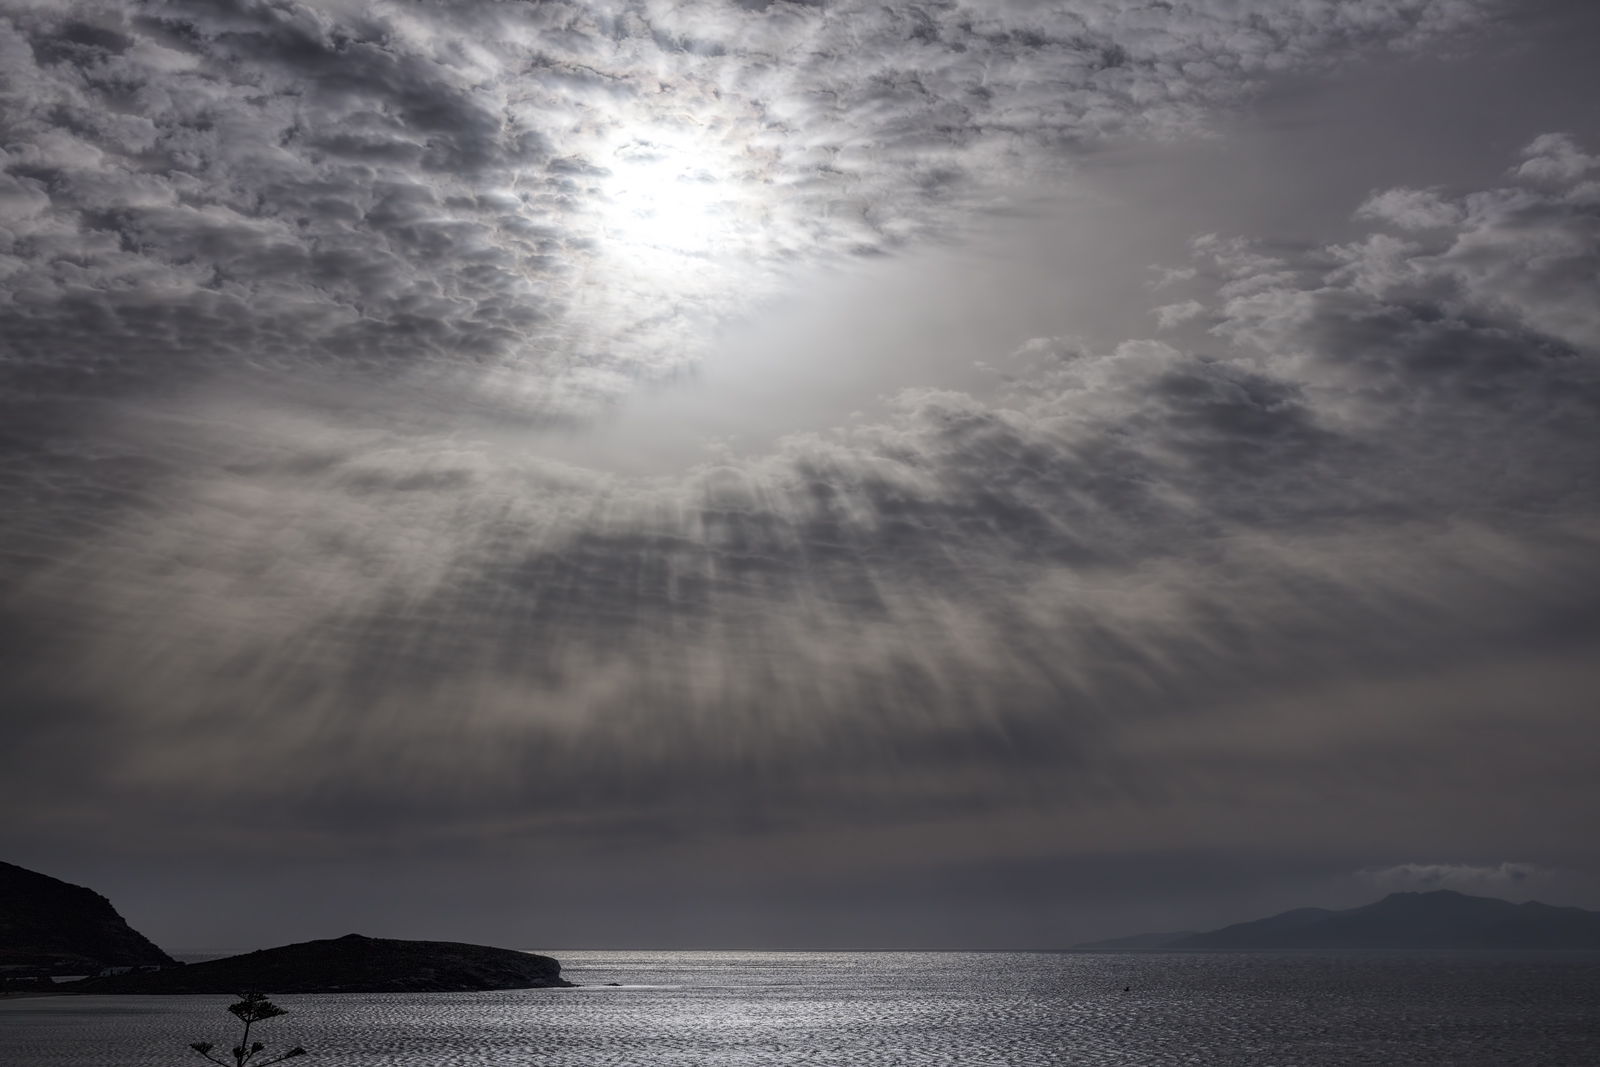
[3,951,1598,1066]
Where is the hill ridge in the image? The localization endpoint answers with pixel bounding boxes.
[1076,890,1600,951]
[78,932,572,994]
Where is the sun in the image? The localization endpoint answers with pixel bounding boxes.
[532,123,787,379]
[598,132,736,265]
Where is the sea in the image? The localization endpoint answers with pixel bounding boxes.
[2,950,1598,1066]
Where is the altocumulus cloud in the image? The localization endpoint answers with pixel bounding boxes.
[3,1,1597,869]
[1,0,1489,406]
[4,130,1597,857]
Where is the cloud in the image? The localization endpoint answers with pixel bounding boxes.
[1334,157,1600,352]
[6,1,1598,898]
[1153,299,1206,328]
[1149,266,1198,290]
[1359,863,1556,892]
[1515,132,1600,184]
[0,0,1491,418]
[1354,187,1464,230]
[3,133,1597,860]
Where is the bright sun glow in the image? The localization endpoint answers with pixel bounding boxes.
[598,134,736,263]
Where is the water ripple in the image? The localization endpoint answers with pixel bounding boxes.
[3,951,1597,1066]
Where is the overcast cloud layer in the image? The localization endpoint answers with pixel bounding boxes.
[3,0,1598,946]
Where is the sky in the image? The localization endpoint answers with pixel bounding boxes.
[1,0,1597,951]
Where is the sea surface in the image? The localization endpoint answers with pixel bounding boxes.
[3,950,1598,1066]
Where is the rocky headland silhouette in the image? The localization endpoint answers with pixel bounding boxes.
[1,860,176,978]
[2,860,569,994]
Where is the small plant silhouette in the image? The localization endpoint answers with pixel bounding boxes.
[189,991,307,1067]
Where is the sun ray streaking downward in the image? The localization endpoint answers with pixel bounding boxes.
[4,137,1597,859]
[5,0,1600,948]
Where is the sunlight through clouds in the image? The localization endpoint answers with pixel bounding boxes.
[599,133,738,260]
[4,0,1599,945]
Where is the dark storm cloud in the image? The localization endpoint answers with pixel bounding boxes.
[4,132,1597,864]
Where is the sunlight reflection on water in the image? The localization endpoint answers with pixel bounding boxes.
[3,951,1598,1066]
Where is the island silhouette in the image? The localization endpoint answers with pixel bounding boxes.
[1075,890,1600,950]
[80,934,571,994]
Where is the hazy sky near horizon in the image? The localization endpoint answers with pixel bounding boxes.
[2,0,1598,950]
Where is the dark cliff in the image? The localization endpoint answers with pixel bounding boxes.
[0,861,176,976]
[80,933,572,993]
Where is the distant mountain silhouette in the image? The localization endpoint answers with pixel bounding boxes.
[1076,891,1600,950]
[79,933,572,993]
[0,860,176,977]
